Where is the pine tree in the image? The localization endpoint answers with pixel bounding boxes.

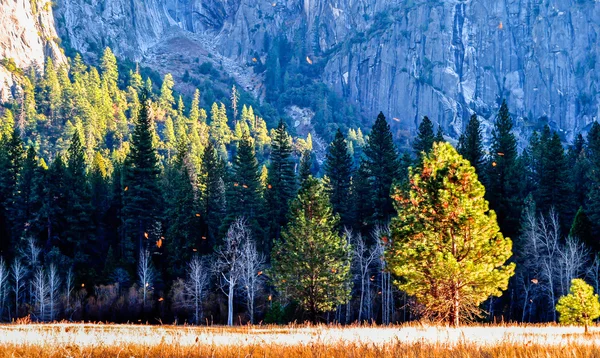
[299,149,312,183]
[227,133,264,237]
[434,126,444,143]
[209,102,232,147]
[265,45,282,102]
[587,122,600,170]
[41,156,68,253]
[568,134,589,212]
[10,146,42,240]
[0,128,24,255]
[102,246,118,280]
[0,110,14,141]
[122,91,162,266]
[457,114,485,176]
[164,148,200,278]
[485,100,522,238]
[159,74,175,113]
[64,130,95,282]
[90,152,109,254]
[253,117,270,156]
[189,89,202,123]
[586,122,600,238]
[413,116,435,156]
[387,142,515,326]
[264,120,296,253]
[351,161,373,233]
[100,47,119,99]
[177,95,185,118]
[536,128,572,222]
[271,177,351,322]
[570,207,595,252]
[71,54,87,81]
[39,57,62,123]
[163,116,176,153]
[199,141,226,249]
[556,279,600,334]
[363,112,399,223]
[324,129,353,227]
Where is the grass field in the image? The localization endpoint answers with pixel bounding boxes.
[1,323,600,357]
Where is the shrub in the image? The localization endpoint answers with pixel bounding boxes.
[556,278,600,333]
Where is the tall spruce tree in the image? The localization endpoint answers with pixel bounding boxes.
[41,156,68,253]
[324,129,353,227]
[209,102,232,147]
[271,177,351,322]
[164,143,200,278]
[264,120,296,253]
[299,149,312,183]
[351,162,373,234]
[65,130,95,281]
[11,146,41,241]
[363,112,399,223]
[199,141,226,250]
[586,122,600,238]
[486,100,522,238]
[227,133,264,237]
[537,129,572,223]
[568,134,590,212]
[0,128,24,256]
[100,47,119,99]
[523,126,572,225]
[122,91,162,266]
[457,114,485,176]
[413,116,435,156]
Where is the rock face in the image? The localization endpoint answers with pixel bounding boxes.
[0,0,66,101]
[6,0,600,140]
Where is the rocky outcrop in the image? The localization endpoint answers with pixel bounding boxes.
[6,0,600,141]
[0,0,66,101]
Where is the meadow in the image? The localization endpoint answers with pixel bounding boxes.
[1,323,600,357]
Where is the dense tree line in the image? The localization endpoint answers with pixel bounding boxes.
[0,49,599,325]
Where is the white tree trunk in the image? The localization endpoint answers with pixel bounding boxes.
[228,280,234,326]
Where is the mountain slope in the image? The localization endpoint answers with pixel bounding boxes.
[3,0,600,142]
[0,0,66,101]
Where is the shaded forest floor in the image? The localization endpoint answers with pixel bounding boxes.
[1,323,600,357]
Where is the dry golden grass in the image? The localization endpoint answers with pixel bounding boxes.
[1,322,600,357]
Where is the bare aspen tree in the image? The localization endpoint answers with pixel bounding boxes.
[32,267,48,321]
[587,255,600,296]
[185,255,210,324]
[0,257,8,320]
[47,264,61,321]
[214,217,247,326]
[558,236,589,297]
[348,228,378,323]
[64,268,74,318]
[517,207,591,323]
[138,250,155,310]
[22,238,41,307]
[240,238,265,324]
[516,206,543,322]
[21,237,42,267]
[374,225,394,324]
[537,209,561,321]
[11,259,26,318]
